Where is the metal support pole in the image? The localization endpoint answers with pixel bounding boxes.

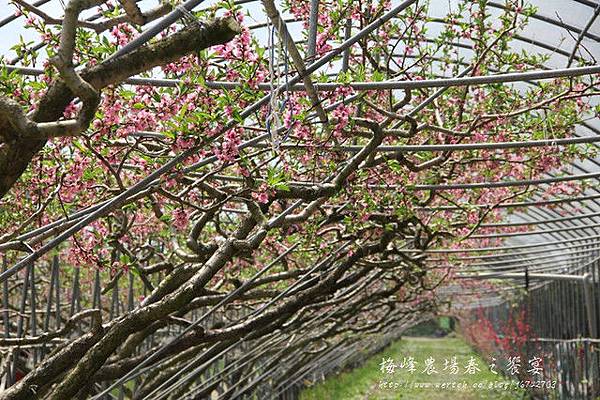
[583,273,598,339]
[307,0,319,58]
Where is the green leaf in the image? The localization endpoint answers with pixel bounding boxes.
[387,159,403,173]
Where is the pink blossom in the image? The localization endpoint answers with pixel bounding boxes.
[110,23,135,46]
[256,192,268,203]
[172,208,189,230]
[316,33,333,55]
[215,128,242,163]
[252,183,270,204]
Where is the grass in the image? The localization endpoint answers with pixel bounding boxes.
[299,335,530,400]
